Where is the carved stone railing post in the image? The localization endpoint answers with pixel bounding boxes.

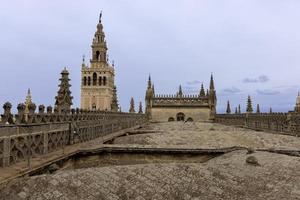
[36,105,45,123]
[43,132,48,154]
[16,103,26,124]
[47,106,53,114]
[1,102,14,124]
[69,122,75,145]
[27,103,36,124]
[38,105,45,114]
[2,137,10,167]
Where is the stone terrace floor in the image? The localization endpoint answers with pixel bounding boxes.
[1,122,300,200]
[114,122,300,150]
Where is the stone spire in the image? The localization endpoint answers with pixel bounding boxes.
[145,75,153,100]
[147,75,152,89]
[91,11,108,63]
[226,101,231,114]
[129,97,135,113]
[246,95,253,113]
[256,104,261,114]
[138,101,143,114]
[238,104,241,114]
[295,92,300,113]
[270,107,273,113]
[24,88,33,121]
[111,86,119,112]
[178,85,183,97]
[55,68,73,113]
[210,73,215,90]
[235,107,238,114]
[24,88,32,114]
[152,84,155,95]
[145,75,154,118]
[209,73,217,119]
[199,83,205,97]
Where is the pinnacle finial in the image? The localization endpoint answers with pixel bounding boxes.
[152,83,155,94]
[226,100,231,114]
[147,74,152,89]
[246,95,253,113]
[129,97,135,113]
[256,104,260,113]
[112,60,115,67]
[210,73,215,90]
[99,11,102,23]
[178,85,183,96]
[82,55,85,64]
[200,83,205,96]
[138,101,143,114]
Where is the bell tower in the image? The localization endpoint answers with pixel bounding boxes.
[91,12,107,63]
[80,12,116,111]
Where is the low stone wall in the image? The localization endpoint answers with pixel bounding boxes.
[215,112,300,136]
[150,107,210,122]
[0,105,147,168]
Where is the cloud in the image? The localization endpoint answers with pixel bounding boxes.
[243,75,270,83]
[222,87,242,94]
[272,85,298,90]
[256,89,280,95]
[186,80,202,85]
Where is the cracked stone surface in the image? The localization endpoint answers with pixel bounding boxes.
[114,122,300,149]
[0,150,300,200]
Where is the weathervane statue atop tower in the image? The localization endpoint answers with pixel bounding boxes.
[99,11,102,23]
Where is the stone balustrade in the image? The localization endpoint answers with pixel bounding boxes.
[215,112,300,137]
[0,102,148,168]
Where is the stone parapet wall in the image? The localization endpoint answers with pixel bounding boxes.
[0,103,147,168]
[215,112,300,136]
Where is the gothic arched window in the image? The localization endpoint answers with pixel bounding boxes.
[103,77,107,86]
[96,51,100,61]
[83,77,87,86]
[93,73,97,86]
[176,112,185,121]
[88,77,91,86]
[99,76,102,86]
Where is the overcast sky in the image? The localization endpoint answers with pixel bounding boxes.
[1,0,300,113]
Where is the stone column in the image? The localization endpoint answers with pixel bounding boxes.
[2,137,11,167]
[69,122,74,145]
[43,132,48,154]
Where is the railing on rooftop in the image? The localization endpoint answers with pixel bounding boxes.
[215,112,300,137]
[0,102,148,168]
